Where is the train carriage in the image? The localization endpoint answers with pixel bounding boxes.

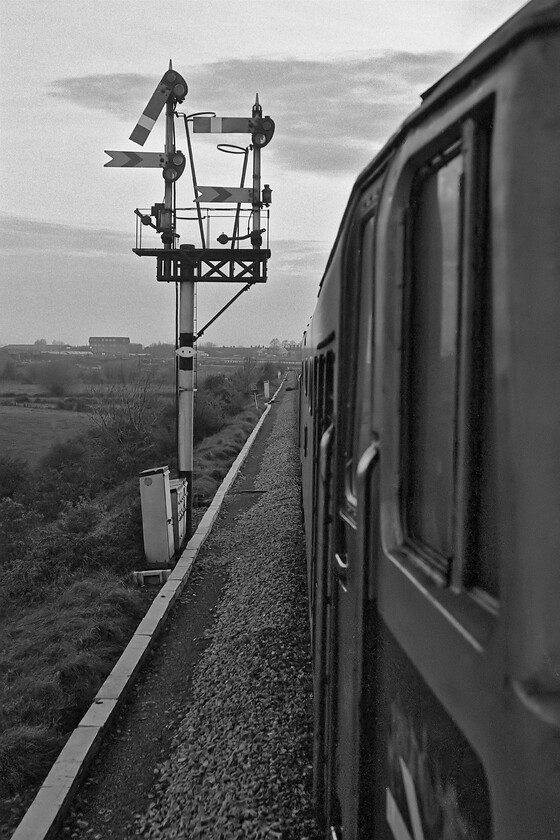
[300,1,560,837]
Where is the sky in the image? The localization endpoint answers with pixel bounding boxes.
[0,0,529,348]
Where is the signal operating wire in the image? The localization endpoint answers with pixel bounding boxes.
[177,111,216,249]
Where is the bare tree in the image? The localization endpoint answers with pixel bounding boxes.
[232,356,257,396]
[88,372,162,445]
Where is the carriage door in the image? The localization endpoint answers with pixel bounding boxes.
[330,207,377,839]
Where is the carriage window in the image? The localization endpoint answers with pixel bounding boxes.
[324,351,335,424]
[343,211,376,504]
[405,151,462,564]
[353,215,376,486]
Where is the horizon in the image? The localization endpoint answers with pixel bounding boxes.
[0,337,302,350]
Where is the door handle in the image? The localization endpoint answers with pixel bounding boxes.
[335,552,349,591]
[356,439,380,600]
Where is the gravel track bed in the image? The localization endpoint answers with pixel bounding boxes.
[135,393,319,839]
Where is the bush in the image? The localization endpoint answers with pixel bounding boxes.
[35,360,77,396]
[58,499,102,534]
[200,373,246,416]
[102,360,141,384]
[202,373,233,399]
[2,495,143,606]
[151,402,176,467]
[231,357,258,396]
[0,498,38,570]
[256,362,278,388]
[30,438,92,519]
[0,454,29,500]
[194,393,225,443]
[0,358,18,381]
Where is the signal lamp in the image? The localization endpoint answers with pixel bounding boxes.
[162,70,188,102]
[250,115,275,148]
[162,151,186,182]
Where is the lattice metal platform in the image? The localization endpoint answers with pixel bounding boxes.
[132,247,270,283]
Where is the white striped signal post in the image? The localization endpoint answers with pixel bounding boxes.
[131,63,194,540]
[105,66,274,545]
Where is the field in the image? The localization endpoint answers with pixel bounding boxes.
[0,383,44,396]
[0,406,89,468]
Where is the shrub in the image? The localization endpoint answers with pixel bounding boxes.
[231,357,258,396]
[30,437,92,519]
[0,454,29,500]
[202,373,234,399]
[102,359,141,384]
[0,358,18,381]
[256,361,279,388]
[193,393,225,443]
[58,499,102,534]
[0,498,37,570]
[35,360,77,397]
[1,496,143,607]
[151,402,176,467]
[200,373,246,416]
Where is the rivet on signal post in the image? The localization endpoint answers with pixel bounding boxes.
[249,115,275,148]
[162,151,186,182]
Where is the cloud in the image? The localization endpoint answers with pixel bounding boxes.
[271,238,329,276]
[0,214,131,259]
[48,73,155,121]
[48,51,459,176]
[0,216,329,288]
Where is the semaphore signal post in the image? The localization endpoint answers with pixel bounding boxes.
[104,63,274,548]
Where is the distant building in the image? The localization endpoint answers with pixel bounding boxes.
[2,344,42,357]
[89,337,130,357]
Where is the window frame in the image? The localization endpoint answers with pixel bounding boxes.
[399,103,498,604]
[340,204,379,521]
[401,138,464,576]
